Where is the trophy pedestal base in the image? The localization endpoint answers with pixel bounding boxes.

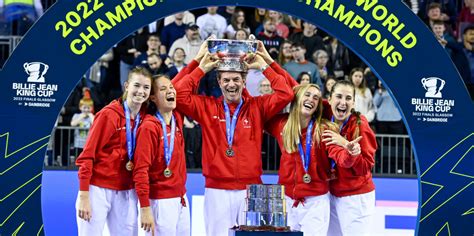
[229,226,302,236]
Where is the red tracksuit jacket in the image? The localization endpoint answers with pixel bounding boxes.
[173,65,293,190]
[133,112,187,207]
[265,114,352,200]
[328,115,377,197]
[76,99,147,191]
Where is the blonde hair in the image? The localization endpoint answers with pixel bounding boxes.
[79,98,93,108]
[283,84,324,153]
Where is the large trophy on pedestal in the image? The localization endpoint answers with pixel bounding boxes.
[244,184,288,231]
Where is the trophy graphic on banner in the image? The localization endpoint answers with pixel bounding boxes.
[421,77,445,98]
[24,62,49,83]
[207,36,257,72]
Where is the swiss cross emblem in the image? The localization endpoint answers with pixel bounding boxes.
[243,118,251,128]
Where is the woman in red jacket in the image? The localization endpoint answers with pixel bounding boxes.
[265,83,360,235]
[322,79,377,235]
[133,75,189,235]
[75,67,152,236]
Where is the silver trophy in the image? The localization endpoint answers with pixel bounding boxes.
[207,38,257,72]
[244,184,287,228]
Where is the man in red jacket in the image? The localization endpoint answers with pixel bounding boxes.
[173,41,293,236]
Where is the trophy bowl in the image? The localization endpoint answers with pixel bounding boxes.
[207,39,257,72]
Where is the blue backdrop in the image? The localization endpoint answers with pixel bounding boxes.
[0,0,473,235]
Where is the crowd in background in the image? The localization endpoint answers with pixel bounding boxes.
[1,1,472,167]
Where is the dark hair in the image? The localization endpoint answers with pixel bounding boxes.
[262,18,273,25]
[231,9,247,30]
[427,2,441,10]
[463,24,474,35]
[234,29,249,40]
[296,71,311,84]
[432,20,445,26]
[291,42,306,50]
[350,67,370,97]
[148,52,160,58]
[147,74,172,114]
[277,39,293,65]
[323,75,337,98]
[329,79,361,140]
[148,34,160,41]
[329,79,355,98]
[217,71,248,81]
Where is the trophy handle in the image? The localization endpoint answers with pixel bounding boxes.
[23,63,30,74]
[421,78,428,90]
[438,79,445,91]
[43,64,49,74]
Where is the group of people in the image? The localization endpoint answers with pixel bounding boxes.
[75,38,377,236]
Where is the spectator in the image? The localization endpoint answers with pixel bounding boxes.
[70,92,95,159]
[268,10,289,38]
[167,47,187,79]
[277,40,293,65]
[445,24,474,99]
[296,71,311,85]
[323,75,337,99]
[373,80,405,134]
[196,6,227,39]
[457,0,474,37]
[419,0,457,29]
[257,18,284,59]
[217,6,235,23]
[246,69,266,96]
[225,9,250,39]
[363,67,378,93]
[86,49,113,92]
[1,0,43,35]
[169,23,202,64]
[283,42,321,87]
[423,2,455,31]
[350,68,376,123]
[432,20,455,55]
[289,22,325,60]
[115,29,148,90]
[161,12,187,52]
[287,15,302,34]
[313,49,333,83]
[164,10,195,26]
[133,34,166,67]
[258,78,273,95]
[145,53,169,76]
[234,28,250,40]
[325,37,350,80]
[249,8,267,35]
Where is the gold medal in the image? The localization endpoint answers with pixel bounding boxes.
[303,173,311,183]
[164,168,172,178]
[125,161,134,171]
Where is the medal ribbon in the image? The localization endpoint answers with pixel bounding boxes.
[124,101,140,162]
[156,112,176,167]
[330,115,350,169]
[298,118,315,174]
[223,99,243,149]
